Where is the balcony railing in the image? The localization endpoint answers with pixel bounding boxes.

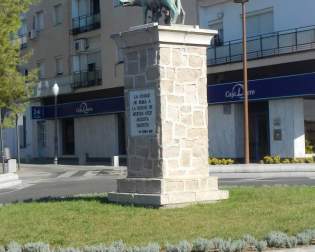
[72,70,102,89]
[71,13,101,35]
[34,75,73,98]
[208,25,315,66]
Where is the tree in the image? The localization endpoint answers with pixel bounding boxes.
[0,0,37,171]
[0,0,37,127]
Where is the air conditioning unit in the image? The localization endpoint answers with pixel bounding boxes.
[29,29,38,40]
[74,39,88,52]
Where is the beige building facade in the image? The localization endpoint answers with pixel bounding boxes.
[4,0,315,164]
[7,0,200,163]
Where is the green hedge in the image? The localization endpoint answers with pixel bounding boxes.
[261,156,315,164]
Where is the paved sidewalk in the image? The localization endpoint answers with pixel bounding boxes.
[210,164,315,180]
[269,246,315,251]
[16,164,127,183]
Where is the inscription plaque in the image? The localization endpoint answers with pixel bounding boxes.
[129,89,156,137]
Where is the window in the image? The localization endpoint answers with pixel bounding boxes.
[53,4,63,25]
[37,61,45,79]
[35,11,44,31]
[55,57,64,76]
[246,8,274,37]
[18,18,28,37]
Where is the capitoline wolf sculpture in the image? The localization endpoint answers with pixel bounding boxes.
[118,0,185,25]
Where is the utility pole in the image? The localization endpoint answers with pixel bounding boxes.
[234,0,250,164]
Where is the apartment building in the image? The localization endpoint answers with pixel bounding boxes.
[4,0,315,163]
[4,0,198,164]
[199,0,315,161]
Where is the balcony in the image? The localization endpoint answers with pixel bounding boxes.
[72,70,102,89]
[71,14,101,35]
[208,25,315,66]
[33,75,73,98]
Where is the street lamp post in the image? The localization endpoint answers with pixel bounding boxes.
[15,114,21,170]
[0,108,5,173]
[234,0,250,164]
[52,83,60,165]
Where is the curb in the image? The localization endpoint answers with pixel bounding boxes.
[269,245,315,251]
[209,164,315,173]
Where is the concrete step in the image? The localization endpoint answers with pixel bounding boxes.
[0,173,22,189]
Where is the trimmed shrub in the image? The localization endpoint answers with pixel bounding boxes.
[265,231,297,248]
[6,242,22,252]
[281,159,291,164]
[216,240,246,252]
[83,245,109,252]
[177,241,192,252]
[23,243,50,252]
[255,241,267,252]
[208,158,234,166]
[108,241,125,252]
[192,238,215,252]
[296,229,315,245]
[53,248,80,252]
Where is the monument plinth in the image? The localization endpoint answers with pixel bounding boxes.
[108,24,229,207]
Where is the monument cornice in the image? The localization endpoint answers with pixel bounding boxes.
[111,23,218,49]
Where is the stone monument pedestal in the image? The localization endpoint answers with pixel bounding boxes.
[108,24,229,207]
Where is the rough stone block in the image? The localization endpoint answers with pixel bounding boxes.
[159,48,171,66]
[146,66,160,80]
[164,180,185,193]
[184,179,200,191]
[163,146,180,159]
[176,69,201,83]
[189,55,203,68]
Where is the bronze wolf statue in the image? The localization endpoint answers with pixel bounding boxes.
[118,0,185,25]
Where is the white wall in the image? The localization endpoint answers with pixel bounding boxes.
[199,0,315,42]
[74,114,119,159]
[269,98,305,158]
[208,103,243,158]
[3,106,37,161]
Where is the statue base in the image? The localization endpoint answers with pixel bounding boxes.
[109,24,229,208]
[108,177,228,207]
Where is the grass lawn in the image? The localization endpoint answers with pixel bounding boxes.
[0,186,315,247]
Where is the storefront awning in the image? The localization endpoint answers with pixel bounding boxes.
[32,96,125,120]
[208,72,315,104]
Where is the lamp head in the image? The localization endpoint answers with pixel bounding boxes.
[52,83,60,96]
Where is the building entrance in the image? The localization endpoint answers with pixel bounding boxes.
[62,118,75,155]
[249,102,270,162]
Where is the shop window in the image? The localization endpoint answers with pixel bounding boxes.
[37,121,46,148]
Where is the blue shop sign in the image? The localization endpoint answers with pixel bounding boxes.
[32,96,125,120]
[208,72,315,104]
[32,73,315,120]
